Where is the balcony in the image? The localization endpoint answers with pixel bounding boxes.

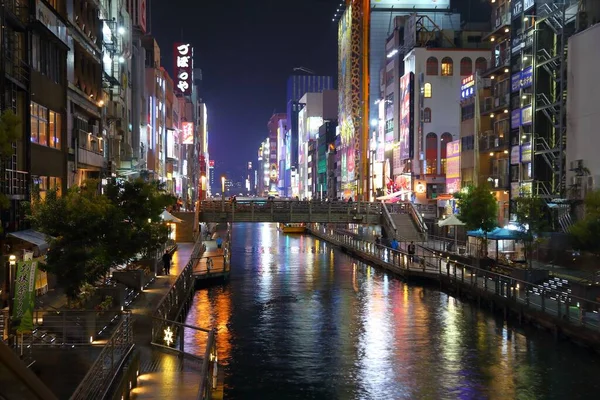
[482,53,510,77]
[480,131,508,151]
[481,174,510,190]
[77,129,104,168]
[3,0,28,27]
[485,10,511,39]
[0,169,28,199]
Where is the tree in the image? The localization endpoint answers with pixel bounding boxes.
[103,178,175,265]
[569,190,600,256]
[454,183,498,257]
[513,195,549,268]
[28,182,118,300]
[0,109,22,224]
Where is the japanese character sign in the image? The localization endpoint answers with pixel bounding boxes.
[174,43,193,95]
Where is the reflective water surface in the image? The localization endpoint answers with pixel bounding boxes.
[185,223,600,400]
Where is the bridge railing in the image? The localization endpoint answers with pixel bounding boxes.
[199,200,382,217]
[310,225,600,332]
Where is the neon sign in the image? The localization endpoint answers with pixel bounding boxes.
[174,43,193,95]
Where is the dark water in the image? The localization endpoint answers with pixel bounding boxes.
[185,223,600,400]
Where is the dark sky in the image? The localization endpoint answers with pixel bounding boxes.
[151,0,488,180]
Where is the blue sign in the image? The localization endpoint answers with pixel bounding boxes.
[524,0,535,12]
[511,109,521,129]
[512,0,523,20]
[511,73,521,92]
[521,66,533,89]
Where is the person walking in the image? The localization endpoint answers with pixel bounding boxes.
[216,236,223,249]
[162,250,173,275]
[207,257,213,273]
[408,241,416,263]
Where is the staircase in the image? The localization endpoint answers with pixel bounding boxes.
[390,213,424,242]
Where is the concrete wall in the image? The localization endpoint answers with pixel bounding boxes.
[172,212,195,242]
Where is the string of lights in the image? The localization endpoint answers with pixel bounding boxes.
[332,2,347,22]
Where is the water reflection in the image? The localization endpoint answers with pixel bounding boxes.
[186,223,600,399]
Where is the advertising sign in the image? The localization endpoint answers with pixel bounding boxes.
[512,0,523,19]
[12,260,38,332]
[524,0,535,12]
[511,73,521,92]
[377,127,385,162]
[173,43,193,95]
[511,146,521,165]
[460,75,475,99]
[521,66,533,89]
[511,109,521,129]
[521,143,532,163]
[166,129,176,158]
[399,72,414,160]
[347,147,355,182]
[445,140,460,193]
[338,7,355,147]
[521,105,533,125]
[181,122,194,145]
[139,0,147,33]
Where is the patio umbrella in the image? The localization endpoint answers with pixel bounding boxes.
[160,210,183,223]
[437,214,466,252]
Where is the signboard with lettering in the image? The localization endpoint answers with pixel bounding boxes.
[511,73,521,92]
[445,140,461,193]
[511,146,521,165]
[12,261,38,333]
[524,0,535,12]
[521,66,533,89]
[36,0,68,45]
[181,122,194,145]
[521,105,533,125]
[173,43,193,95]
[460,75,475,99]
[511,109,521,129]
[399,72,414,160]
[512,0,523,19]
[521,143,532,162]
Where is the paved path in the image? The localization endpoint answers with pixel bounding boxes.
[193,240,227,276]
[130,242,205,400]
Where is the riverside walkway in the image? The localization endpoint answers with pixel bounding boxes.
[309,225,600,350]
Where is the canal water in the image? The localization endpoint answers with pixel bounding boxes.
[185,223,600,400]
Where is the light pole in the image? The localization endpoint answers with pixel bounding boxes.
[370,136,377,202]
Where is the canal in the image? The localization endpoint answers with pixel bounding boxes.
[185,223,600,399]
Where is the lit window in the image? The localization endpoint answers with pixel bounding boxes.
[441,57,453,76]
[424,83,432,98]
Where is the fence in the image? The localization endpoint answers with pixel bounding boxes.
[310,225,600,332]
[69,312,134,400]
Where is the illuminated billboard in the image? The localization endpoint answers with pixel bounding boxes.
[174,43,193,95]
[181,122,194,144]
[370,0,449,7]
[338,6,355,147]
[445,140,460,193]
[399,72,414,160]
[460,75,475,99]
[166,129,176,158]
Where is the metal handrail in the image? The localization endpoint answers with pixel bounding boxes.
[407,202,428,240]
[196,329,216,400]
[310,226,600,331]
[380,202,397,238]
[69,312,134,400]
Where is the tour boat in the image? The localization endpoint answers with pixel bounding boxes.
[280,223,307,234]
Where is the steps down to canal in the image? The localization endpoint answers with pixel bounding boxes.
[390,213,422,241]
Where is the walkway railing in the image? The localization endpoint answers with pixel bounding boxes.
[70,312,134,400]
[310,225,600,332]
[153,238,205,339]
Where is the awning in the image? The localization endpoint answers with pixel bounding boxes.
[160,210,183,223]
[7,229,52,252]
[438,214,465,227]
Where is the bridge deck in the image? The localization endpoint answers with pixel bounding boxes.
[193,240,229,282]
[198,200,382,224]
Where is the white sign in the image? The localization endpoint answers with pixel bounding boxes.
[523,0,535,12]
[174,43,193,95]
[36,0,68,45]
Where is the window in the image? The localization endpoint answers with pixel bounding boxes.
[425,132,438,175]
[460,57,472,76]
[461,104,474,121]
[33,176,62,200]
[30,33,64,84]
[423,107,431,123]
[440,132,453,174]
[441,57,453,76]
[31,101,61,149]
[423,83,432,98]
[461,135,474,150]
[426,57,438,76]
[475,57,487,74]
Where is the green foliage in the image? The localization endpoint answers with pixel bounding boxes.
[569,190,600,255]
[454,183,498,233]
[513,195,549,267]
[28,178,174,300]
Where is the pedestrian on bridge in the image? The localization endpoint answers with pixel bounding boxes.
[216,236,223,249]
[162,250,173,275]
[408,241,416,263]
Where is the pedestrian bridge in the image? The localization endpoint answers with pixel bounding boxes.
[198,200,383,224]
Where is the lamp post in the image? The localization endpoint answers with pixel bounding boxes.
[221,176,226,211]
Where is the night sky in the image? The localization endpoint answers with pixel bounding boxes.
[152,0,489,181]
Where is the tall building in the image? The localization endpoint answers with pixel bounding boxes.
[285,74,334,196]
[66,0,104,187]
[267,113,286,194]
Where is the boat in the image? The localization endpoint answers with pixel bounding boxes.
[279,223,307,234]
